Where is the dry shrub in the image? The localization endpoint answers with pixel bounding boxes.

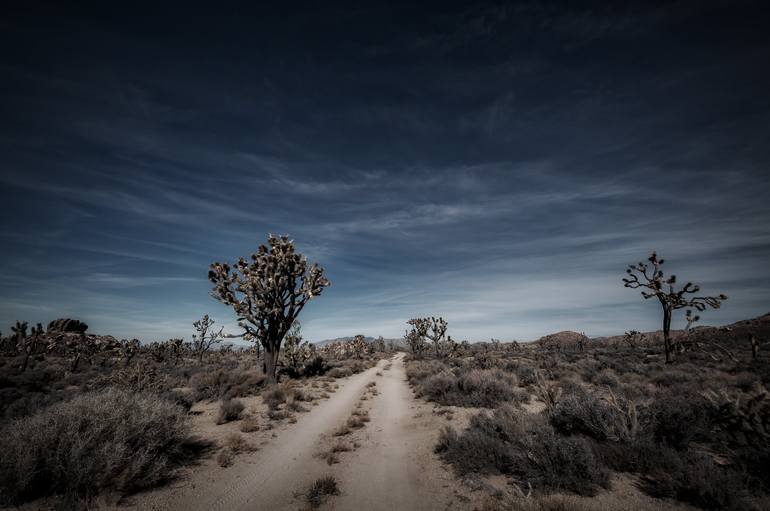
[287,400,308,412]
[262,385,287,410]
[267,409,291,421]
[222,433,256,454]
[328,366,353,378]
[347,415,365,429]
[216,398,244,424]
[0,387,195,505]
[409,361,522,408]
[306,475,340,508]
[190,368,265,401]
[240,417,260,432]
[217,450,233,468]
[435,407,609,496]
[550,387,638,442]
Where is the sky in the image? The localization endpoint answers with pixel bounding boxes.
[1,1,769,343]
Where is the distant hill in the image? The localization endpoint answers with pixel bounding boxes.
[536,331,588,346]
[591,312,770,346]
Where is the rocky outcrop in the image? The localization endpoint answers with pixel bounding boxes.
[46,318,88,334]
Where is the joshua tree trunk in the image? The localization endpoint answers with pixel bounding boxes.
[662,304,673,364]
[21,350,31,372]
[263,347,279,382]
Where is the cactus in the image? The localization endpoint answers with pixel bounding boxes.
[623,251,727,363]
[208,234,330,382]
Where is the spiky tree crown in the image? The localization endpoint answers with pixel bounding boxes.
[623,251,727,316]
[208,234,330,345]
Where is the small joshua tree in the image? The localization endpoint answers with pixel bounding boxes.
[405,319,428,358]
[351,334,368,359]
[373,336,386,352]
[167,338,185,365]
[623,251,726,363]
[282,321,311,372]
[425,317,449,358]
[209,234,330,382]
[120,339,140,366]
[192,314,224,363]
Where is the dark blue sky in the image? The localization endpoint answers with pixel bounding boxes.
[2,1,769,342]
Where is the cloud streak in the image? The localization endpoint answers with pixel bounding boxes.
[1,2,769,342]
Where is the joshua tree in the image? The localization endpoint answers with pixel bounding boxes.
[282,321,311,372]
[351,334,368,359]
[192,314,224,363]
[167,338,185,365]
[373,336,386,352]
[120,339,140,366]
[405,319,427,358]
[425,317,449,358]
[750,334,759,359]
[623,251,727,363]
[19,323,43,372]
[209,234,330,382]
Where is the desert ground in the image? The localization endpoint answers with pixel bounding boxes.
[2,312,770,511]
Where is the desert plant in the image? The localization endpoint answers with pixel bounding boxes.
[282,321,312,373]
[306,475,340,508]
[436,407,609,495]
[192,314,224,363]
[405,320,428,358]
[623,251,726,363]
[216,398,245,424]
[208,234,330,382]
[0,387,194,504]
[551,387,638,442]
[350,334,368,359]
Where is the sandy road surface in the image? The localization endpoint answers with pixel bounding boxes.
[120,359,388,511]
[330,353,471,511]
[117,353,474,511]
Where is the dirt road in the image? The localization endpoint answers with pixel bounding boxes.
[330,353,471,511]
[119,353,469,511]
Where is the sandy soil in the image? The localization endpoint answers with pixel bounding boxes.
[113,360,383,511]
[326,354,480,511]
[101,354,696,511]
[106,354,482,511]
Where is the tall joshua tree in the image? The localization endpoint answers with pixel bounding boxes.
[209,234,330,382]
[623,251,726,363]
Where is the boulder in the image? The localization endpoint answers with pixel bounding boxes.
[47,318,88,334]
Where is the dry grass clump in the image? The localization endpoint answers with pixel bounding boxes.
[0,387,196,505]
[550,387,638,442]
[287,400,309,412]
[262,384,287,410]
[190,368,265,401]
[408,360,525,408]
[328,366,353,378]
[267,409,291,421]
[435,406,609,496]
[347,415,366,429]
[216,398,245,424]
[240,417,260,432]
[306,475,340,508]
[223,432,257,454]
